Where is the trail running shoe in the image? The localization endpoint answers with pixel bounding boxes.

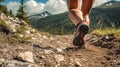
[73,20,89,47]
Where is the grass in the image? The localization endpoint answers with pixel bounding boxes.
[8,33,32,43]
[16,25,26,34]
[91,27,120,37]
[0,19,10,30]
[0,19,31,43]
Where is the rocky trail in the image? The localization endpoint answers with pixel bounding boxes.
[0,32,120,67]
[0,12,120,67]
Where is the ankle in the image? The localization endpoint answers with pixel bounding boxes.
[83,15,90,25]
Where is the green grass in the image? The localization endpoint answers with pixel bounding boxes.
[0,19,10,29]
[16,25,26,34]
[0,19,31,43]
[91,27,120,37]
[8,33,32,43]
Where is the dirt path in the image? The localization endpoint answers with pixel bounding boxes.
[0,33,120,67]
[64,45,105,67]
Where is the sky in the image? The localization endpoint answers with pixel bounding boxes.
[1,0,120,16]
[2,0,47,4]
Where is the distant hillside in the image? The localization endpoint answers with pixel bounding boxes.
[30,12,75,35]
[91,1,120,28]
[30,1,120,35]
[100,1,120,8]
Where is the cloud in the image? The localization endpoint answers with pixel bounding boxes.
[6,0,111,16]
[25,0,45,15]
[44,0,67,14]
[6,2,20,15]
[6,0,45,16]
[93,0,109,7]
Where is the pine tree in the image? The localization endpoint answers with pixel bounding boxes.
[16,0,29,23]
[9,9,13,17]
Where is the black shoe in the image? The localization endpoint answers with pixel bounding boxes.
[73,20,89,47]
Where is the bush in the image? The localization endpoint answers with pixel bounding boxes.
[91,27,120,37]
[0,19,10,34]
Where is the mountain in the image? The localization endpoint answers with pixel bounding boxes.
[29,11,51,20]
[91,1,120,28]
[30,1,120,35]
[98,1,120,8]
[30,12,75,35]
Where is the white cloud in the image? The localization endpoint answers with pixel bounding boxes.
[6,0,45,16]
[6,0,111,16]
[93,0,109,7]
[25,0,45,15]
[44,0,67,14]
[6,2,20,15]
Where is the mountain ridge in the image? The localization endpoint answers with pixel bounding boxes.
[29,11,52,19]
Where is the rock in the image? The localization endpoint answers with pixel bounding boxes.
[74,58,82,67]
[56,48,63,53]
[19,34,24,38]
[33,44,41,48]
[25,30,31,34]
[2,60,37,67]
[21,20,27,25]
[44,50,54,54]
[105,35,109,40]
[103,34,115,41]
[54,54,65,62]
[17,51,34,63]
[12,29,17,33]
[50,37,54,40]
[0,58,5,65]
[43,35,48,39]
[30,29,36,33]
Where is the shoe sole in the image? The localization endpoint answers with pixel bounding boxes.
[73,24,89,47]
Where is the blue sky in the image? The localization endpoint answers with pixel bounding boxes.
[2,0,120,5]
[2,0,48,5]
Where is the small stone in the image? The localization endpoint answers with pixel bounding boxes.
[50,37,54,40]
[30,29,36,33]
[56,48,63,53]
[54,54,64,62]
[105,35,109,39]
[32,37,36,40]
[43,36,48,39]
[2,60,37,67]
[0,58,5,65]
[25,30,31,34]
[113,60,117,62]
[12,29,17,33]
[19,34,24,38]
[44,50,54,54]
[41,56,46,59]
[17,51,34,63]
[74,58,82,67]
[33,44,41,48]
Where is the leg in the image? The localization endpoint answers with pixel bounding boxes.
[67,0,83,25]
[67,0,89,47]
[81,0,95,25]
